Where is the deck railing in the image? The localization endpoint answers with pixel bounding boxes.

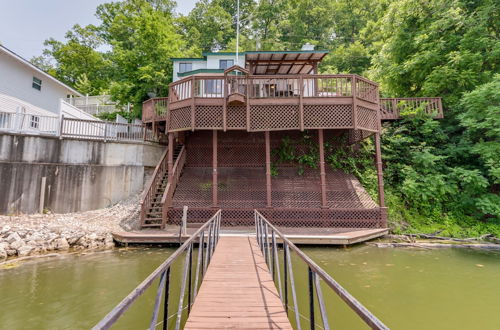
[60,117,158,142]
[255,210,389,330]
[167,74,377,102]
[93,210,222,330]
[161,145,187,228]
[140,148,169,227]
[142,97,169,122]
[0,111,59,135]
[380,97,443,120]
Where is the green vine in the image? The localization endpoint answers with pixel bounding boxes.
[272,132,319,176]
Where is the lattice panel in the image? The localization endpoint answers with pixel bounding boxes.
[347,129,374,145]
[167,207,383,228]
[249,105,299,131]
[185,131,266,167]
[356,106,378,131]
[195,105,223,129]
[226,106,247,129]
[169,106,191,131]
[303,104,353,129]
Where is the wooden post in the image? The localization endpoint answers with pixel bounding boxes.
[191,77,196,131]
[318,129,327,208]
[265,131,272,207]
[212,130,218,207]
[374,132,385,207]
[223,76,227,131]
[352,75,358,130]
[168,133,174,185]
[299,75,304,131]
[246,78,251,131]
[182,205,188,236]
[312,62,318,96]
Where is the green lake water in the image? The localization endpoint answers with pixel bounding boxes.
[0,245,499,329]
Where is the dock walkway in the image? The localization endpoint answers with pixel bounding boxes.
[185,236,292,329]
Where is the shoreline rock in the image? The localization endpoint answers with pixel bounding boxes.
[0,195,140,261]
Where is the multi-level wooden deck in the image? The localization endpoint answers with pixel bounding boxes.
[139,64,442,231]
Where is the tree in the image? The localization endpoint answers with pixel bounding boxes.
[39,24,111,94]
[94,0,189,107]
[178,0,235,52]
[370,0,499,108]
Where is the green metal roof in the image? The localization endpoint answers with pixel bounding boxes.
[170,58,206,61]
[173,50,330,62]
[177,68,225,77]
[201,52,238,56]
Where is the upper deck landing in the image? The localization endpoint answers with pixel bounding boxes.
[165,74,380,133]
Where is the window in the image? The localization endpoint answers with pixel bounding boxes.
[0,112,11,129]
[32,77,42,91]
[179,62,192,73]
[30,115,40,129]
[219,59,234,70]
[205,80,223,95]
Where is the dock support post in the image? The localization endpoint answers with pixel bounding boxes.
[168,133,174,184]
[318,129,327,208]
[374,132,385,207]
[265,131,272,207]
[212,130,218,207]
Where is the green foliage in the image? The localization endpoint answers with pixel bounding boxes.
[326,138,378,199]
[38,24,111,95]
[272,133,319,176]
[97,0,189,107]
[95,110,136,122]
[370,0,499,108]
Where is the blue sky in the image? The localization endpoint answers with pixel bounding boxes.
[0,0,196,60]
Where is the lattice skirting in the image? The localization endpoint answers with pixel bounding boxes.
[356,105,378,131]
[167,207,385,228]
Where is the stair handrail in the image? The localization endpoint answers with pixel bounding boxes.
[140,147,169,226]
[255,210,390,330]
[161,144,187,228]
[94,210,222,330]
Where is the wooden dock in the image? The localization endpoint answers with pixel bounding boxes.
[112,228,388,245]
[184,236,292,329]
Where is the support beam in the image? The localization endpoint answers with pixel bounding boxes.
[168,133,174,185]
[374,132,385,207]
[265,131,272,207]
[318,129,327,208]
[299,75,304,131]
[212,130,218,207]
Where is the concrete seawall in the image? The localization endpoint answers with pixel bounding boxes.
[0,133,164,214]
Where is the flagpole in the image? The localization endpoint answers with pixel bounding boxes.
[236,0,240,64]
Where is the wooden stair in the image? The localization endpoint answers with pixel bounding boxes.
[141,144,183,229]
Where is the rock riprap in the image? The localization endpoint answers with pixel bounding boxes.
[0,195,139,260]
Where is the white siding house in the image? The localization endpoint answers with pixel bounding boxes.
[0,45,82,115]
[171,52,246,82]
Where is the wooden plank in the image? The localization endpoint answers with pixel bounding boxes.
[185,236,293,330]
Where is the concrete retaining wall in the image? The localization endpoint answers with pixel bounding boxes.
[0,134,164,214]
